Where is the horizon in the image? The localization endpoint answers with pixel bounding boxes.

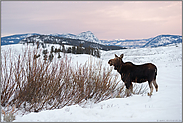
[1,1,182,40]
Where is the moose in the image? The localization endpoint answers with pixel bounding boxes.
[108,54,158,97]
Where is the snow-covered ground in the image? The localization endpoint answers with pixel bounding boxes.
[1,43,182,122]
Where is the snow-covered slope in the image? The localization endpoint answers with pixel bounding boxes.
[49,33,182,48]
[2,32,99,46]
[143,35,182,48]
[101,35,182,48]
[51,31,101,44]
[1,33,40,45]
[50,33,77,39]
[1,43,182,122]
[19,35,124,51]
[100,39,150,48]
[76,31,102,44]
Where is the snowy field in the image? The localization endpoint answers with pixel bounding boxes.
[1,43,182,122]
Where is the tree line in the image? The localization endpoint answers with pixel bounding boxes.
[31,42,101,62]
[60,44,101,58]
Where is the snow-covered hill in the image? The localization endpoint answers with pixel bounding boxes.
[52,32,182,48]
[51,31,102,44]
[19,34,125,51]
[101,35,182,48]
[76,31,101,44]
[1,33,40,45]
[1,31,101,46]
[1,43,182,122]
[143,35,182,48]
[100,39,150,48]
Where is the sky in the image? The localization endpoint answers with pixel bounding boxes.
[1,1,182,40]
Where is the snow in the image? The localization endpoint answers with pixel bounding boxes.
[1,43,182,122]
[76,31,101,44]
[50,31,102,44]
[9,41,14,43]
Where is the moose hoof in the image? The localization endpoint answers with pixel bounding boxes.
[148,93,152,97]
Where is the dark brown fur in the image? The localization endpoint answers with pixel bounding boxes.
[108,54,158,96]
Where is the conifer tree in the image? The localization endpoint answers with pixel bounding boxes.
[62,44,65,53]
[72,46,76,54]
[58,53,61,58]
[51,46,54,53]
[67,47,72,53]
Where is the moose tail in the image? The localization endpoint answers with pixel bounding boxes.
[154,67,157,80]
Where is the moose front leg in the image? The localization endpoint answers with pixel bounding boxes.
[130,83,133,94]
[125,82,132,97]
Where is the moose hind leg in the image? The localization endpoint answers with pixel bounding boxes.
[153,80,158,92]
[148,81,153,96]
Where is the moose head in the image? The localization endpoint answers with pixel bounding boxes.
[108,54,124,70]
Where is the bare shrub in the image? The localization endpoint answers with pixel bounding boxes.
[1,47,119,114]
[1,104,16,122]
[133,83,148,95]
[72,58,120,104]
[114,83,148,98]
[1,49,16,107]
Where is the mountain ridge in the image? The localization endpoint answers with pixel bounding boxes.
[19,34,126,51]
[50,31,102,44]
[1,31,182,48]
[1,33,40,45]
[142,34,182,48]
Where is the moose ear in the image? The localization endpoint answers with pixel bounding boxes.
[120,54,124,59]
[115,54,118,58]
